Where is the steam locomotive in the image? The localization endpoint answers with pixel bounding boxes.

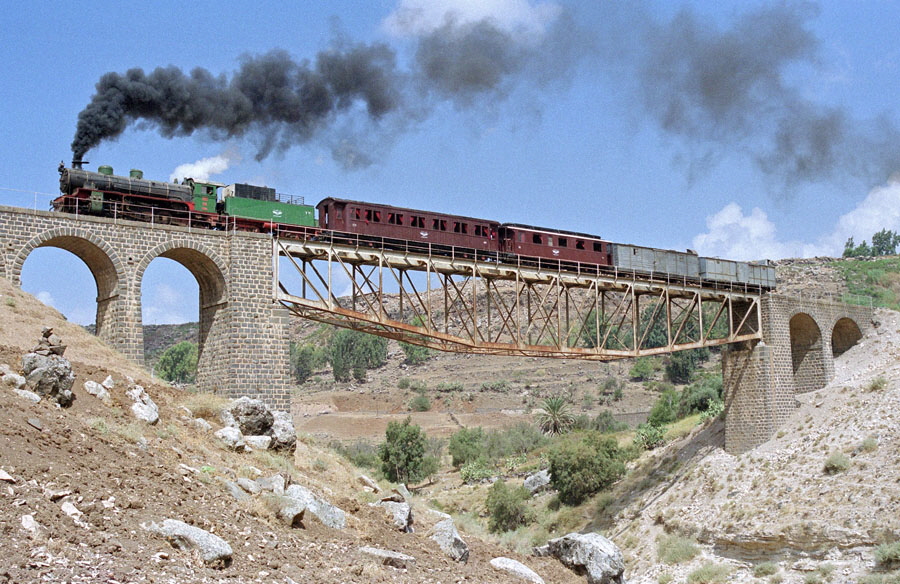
[54,163,776,290]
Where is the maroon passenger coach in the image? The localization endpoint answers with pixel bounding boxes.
[499,224,612,266]
[317,198,500,256]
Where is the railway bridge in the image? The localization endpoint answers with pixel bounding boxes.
[0,204,875,452]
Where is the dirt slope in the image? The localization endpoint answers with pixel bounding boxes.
[0,277,582,583]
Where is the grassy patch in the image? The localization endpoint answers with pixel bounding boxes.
[180,391,230,419]
[753,562,779,577]
[657,533,699,564]
[833,257,900,310]
[876,541,900,568]
[823,451,851,474]
[687,563,731,583]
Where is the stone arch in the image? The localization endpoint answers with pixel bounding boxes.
[832,317,863,357]
[11,228,125,343]
[789,312,827,392]
[135,240,229,385]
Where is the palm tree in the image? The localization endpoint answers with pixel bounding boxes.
[535,396,575,436]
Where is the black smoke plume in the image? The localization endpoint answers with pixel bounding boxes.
[71,14,581,168]
[71,45,402,168]
[636,3,900,186]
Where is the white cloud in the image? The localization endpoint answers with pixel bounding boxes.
[384,0,561,41]
[170,153,234,183]
[692,177,900,261]
[36,290,56,308]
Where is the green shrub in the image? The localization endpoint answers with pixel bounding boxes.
[156,341,198,384]
[409,394,431,412]
[549,432,625,505]
[665,348,709,384]
[633,423,666,450]
[629,357,656,381]
[330,438,380,468]
[378,417,437,484]
[876,541,900,567]
[648,390,679,426]
[861,436,879,452]
[290,342,326,383]
[657,533,699,564]
[823,451,851,474]
[485,480,532,533]
[679,374,722,417]
[448,427,485,467]
[481,380,510,392]
[687,563,731,583]
[397,377,411,389]
[460,460,493,483]
[400,341,432,365]
[867,376,888,392]
[436,381,464,392]
[699,400,724,422]
[593,410,629,433]
[753,562,779,577]
[483,423,548,459]
[328,328,387,382]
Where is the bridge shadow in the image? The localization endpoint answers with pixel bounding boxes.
[585,418,725,535]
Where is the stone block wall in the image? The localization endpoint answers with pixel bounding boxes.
[0,205,291,408]
[722,293,873,454]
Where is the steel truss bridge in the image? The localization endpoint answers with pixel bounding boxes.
[274,236,763,360]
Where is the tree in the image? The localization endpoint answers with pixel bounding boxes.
[485,480,532,533]
[872,228,900,256]
[378,417,437,484]
[665,348,709,384]
[290,342,325,383]
[549,432,626,505]
[647,389,679,426]
[535,396,575,436]
[448,426,485,467]
[328,328,387,382]
[156,341,198,384]
[629,357,656,381]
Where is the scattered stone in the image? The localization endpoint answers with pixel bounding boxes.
[244,435,272,450]
[61,501,82,518]
[375,500,414,532]
[45,488,72,502]
[214,427,246,451]
[357,474,380,493]
[219,479,250,502]
[256,474,285,495]
[524,469,552,495]
[27,418,43,431]
[144,519,233,568]
[191,417,212,432]
[429,518,469,563]
[265,494,307,528]
[546,532,625,584]
[395,484,413,501]
[285,484,346,529]
[32,326,66,355]
[21,353,75,407]
[228,397,274,436]
[236,477,261,495]
[20,514,43,538]
[83,380,110,403]
[13,389,41,403]
[101,375,115,389]
[2,372,26,389]
[359,546,417,569]
[269,410,297,452]
[126,384,159,424]
[490,557,545,584]
[0,469,15,483]
[219,409,238,428]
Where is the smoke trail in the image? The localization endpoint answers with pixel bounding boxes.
[71,45,403,167]
[637,3,900,186]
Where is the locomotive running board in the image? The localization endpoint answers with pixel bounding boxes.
[273,238,763,360]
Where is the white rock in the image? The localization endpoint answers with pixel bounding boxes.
[244,435,272,450]
[101,375,115,389]
[13,389,41,403]
[126,385,159,424]
[214,427,246,451]
[490,557,545,584]
[83,380,110,402]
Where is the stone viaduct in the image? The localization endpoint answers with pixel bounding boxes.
[0,205,875,452]
[0,205,292,410]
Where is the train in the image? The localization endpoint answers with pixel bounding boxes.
[53,163,776,290]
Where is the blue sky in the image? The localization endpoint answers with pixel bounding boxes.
[2,0,900,325]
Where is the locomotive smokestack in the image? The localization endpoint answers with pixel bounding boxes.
[71,158,85,169]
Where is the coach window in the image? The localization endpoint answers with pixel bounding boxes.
[453,221,467,234]
[532,233,542,244]
[388,212,403,225]
[558,237,568,248]
[353,208,362,220]
[594,242,603,252]
[576,240,585,250]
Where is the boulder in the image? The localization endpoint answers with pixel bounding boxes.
[546,532,625,584]
[214,427,246,451]
[144,519,233,568]
[359,546,416,569]
[256,474,285,495]
[375,500,414,532]
[21,353,75,407]
[236,477,261,495]
[429,518,469,563]
[101,375,115,389]
[490,557,545,584]
[285,484,346,529]
[269,410,297,452]
[524,469,552,495]
[83,380,110,403]
[219,479,250,502]
[244,435,272,450]
[264,494,307,528]
[357,474,380,493]
[228,397,273,436]
[126,385,159,424]
[13,389,41,403]
[2,372,26,390]
[191,418,212,432]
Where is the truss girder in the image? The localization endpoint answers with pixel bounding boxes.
[274,239,763,360]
